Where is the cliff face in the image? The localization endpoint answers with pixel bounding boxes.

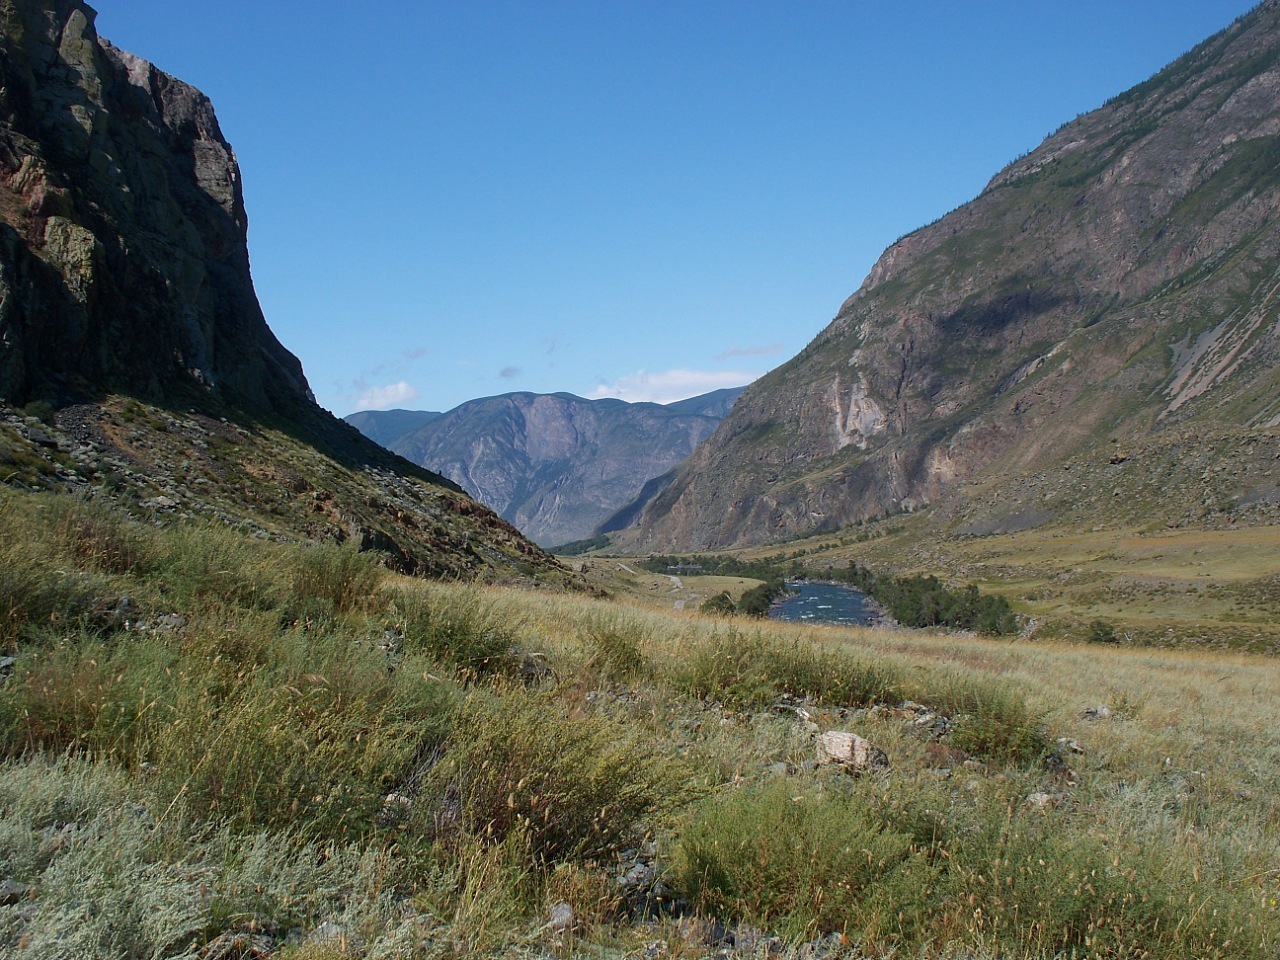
[0,2,569,583]
[0,0,308,408]
[356,390,740,547]
[631,1,1280,550]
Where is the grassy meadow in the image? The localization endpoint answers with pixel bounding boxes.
[0,487,1277,958]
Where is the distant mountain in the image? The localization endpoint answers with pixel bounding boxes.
[0,0,565,582]
[628,2,1280,550]
[343,408,443,449]
[347,388,744,546]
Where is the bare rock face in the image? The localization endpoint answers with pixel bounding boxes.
[631,1,1280,550]
[0,0,309,408]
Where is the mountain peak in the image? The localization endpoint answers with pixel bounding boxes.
[630,2,1280,550]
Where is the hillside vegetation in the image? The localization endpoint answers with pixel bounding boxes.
[1,488,1276,958]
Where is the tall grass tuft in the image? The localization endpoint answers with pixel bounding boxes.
[421,687,692,866]
[677,628,900,708]
[385,583,519,679]
[672,780,922,942]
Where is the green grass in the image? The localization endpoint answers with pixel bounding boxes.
[0,487,1276,957]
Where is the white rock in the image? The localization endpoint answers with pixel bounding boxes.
[816,731,889,772]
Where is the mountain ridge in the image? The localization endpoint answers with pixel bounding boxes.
[628,0,1280,551]
[348,387,745,546]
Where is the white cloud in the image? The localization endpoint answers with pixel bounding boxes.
[355,381,420,410]
[591,368,760,405]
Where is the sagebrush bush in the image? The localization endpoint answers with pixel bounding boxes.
[0,757,424,959]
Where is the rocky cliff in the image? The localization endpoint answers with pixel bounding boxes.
[351,389,742,547]
[0,0,307,408]
[631,1,1280,550]
[0,0,567,583]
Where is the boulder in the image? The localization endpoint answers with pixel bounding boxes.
[816,731,888,773]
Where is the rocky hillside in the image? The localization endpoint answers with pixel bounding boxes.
[350,389,743,547]
[0,0,566,582]
[630,1,1280,551]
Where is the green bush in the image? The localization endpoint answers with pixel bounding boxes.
[699,591,736,616]
[920,675,1048,763]
[1088,618,1119,643]
[672,781,922,940]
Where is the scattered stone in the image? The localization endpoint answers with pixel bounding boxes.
[0,879,33,905]
[201,930,276,959]
[0,657,14,682]
[816,731,889,773]
[519,651,553,684]
[1082,704,1113,720]
[25,429,57,449]
[1056,737,1084,754]
[1043,753,1078,785]
[547,901,576,933]
[306,921,355,950]
[1027,791,1059,810]
[923,742,968,768]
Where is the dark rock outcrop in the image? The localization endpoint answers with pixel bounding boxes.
[0,0,308,408]
[0,1,568,583]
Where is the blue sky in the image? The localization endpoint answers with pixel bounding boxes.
[93,1,1257,414]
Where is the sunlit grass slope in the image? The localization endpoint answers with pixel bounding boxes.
[0,488,1276,958]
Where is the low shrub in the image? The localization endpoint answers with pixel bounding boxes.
[919,675,1048,763]
[672,780,922,941]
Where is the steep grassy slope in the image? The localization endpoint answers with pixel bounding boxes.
[632,1,1280,551]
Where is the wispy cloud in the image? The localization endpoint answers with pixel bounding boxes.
[499,366,522,379]
[355,381,420,410]
[591,368,759,405]
[714,342,784,362]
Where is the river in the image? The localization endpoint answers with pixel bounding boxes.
[769,580,882,627]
